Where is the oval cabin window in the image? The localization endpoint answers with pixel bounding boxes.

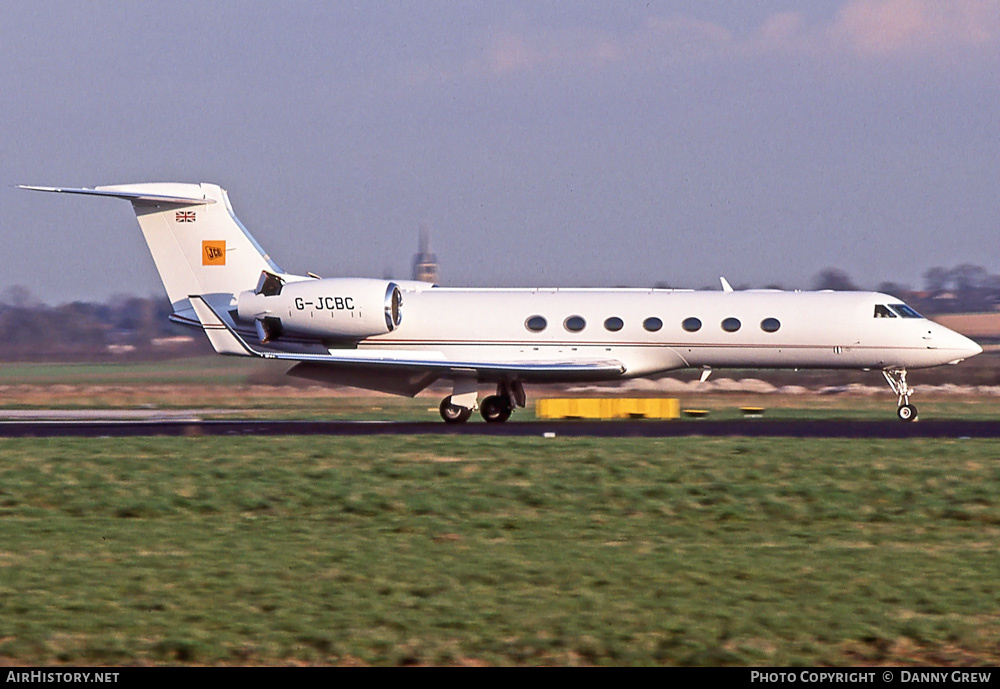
[525,315,547,332]
[604,317,624,332]
[721,317,741,332]
[564,316,586,332]
[761,318,781,333]
[643,317,663,332]
[682,317,702,332]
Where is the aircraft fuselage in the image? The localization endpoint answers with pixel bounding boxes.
[347,288,980,381]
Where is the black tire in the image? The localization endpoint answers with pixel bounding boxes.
[440,396,472,424]
[897,404,918,422]
[480,395,512,423]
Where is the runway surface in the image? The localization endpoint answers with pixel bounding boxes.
[2,418,1000,438]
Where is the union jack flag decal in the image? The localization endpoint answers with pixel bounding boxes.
[176,211,196,222]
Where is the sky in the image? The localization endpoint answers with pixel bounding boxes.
[3,0,999,304]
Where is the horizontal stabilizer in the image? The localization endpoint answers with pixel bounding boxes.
[18,184,215,206]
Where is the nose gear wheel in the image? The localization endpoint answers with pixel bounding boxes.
[882,369,918,422]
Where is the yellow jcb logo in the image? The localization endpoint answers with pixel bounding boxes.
[202,240,226,266]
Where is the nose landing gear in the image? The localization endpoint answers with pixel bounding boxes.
[883,369,918,422]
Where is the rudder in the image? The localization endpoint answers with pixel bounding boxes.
[113,182,281,308]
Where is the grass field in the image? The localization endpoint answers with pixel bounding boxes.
[1,435,998,666]
[0,358,267,386]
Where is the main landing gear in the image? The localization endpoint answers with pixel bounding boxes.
[439,396,473,424]
[479,395,514,423]
[882,369,918,422]
[439,382,524,424]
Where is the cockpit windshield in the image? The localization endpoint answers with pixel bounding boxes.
[874,303,923,319]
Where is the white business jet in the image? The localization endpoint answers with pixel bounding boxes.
[21,183,982,423]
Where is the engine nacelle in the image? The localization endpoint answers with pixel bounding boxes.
[237,277,402,341]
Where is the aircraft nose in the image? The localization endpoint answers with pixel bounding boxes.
[963,337,984,358]
[947,330,982,361]
[929,323,982,362]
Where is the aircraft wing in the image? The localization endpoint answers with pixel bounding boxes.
[189,296,627,384]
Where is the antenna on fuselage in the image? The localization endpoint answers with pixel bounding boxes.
[720,277,734,292]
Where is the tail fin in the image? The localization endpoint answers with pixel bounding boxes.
[20,183,281,309]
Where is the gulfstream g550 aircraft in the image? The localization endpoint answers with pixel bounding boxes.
[22,182,982,423]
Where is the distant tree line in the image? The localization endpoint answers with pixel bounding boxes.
[812,264,1000,314]
[0,286,208,361]
[655,264,1000,314]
